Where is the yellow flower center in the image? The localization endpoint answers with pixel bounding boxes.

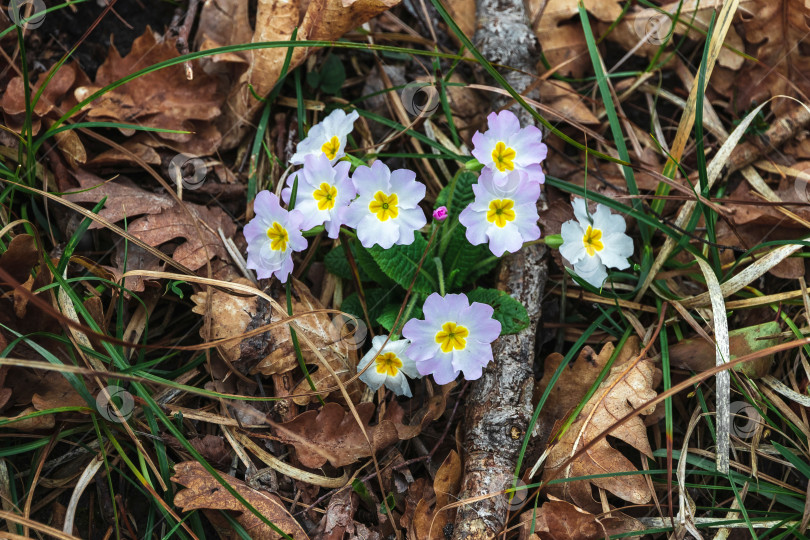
[491,141,516,172]
[266,221,289,252]
[435,322,469,353]
[313,182,338,211]
[486,199,516,228]
[582,225,604,256]
[375,352,403,377]
[369,191,399,221]
[321,135,341,160]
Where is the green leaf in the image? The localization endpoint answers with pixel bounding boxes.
[377,302,423,333]
[435,171,477,217]
[340,288,391,323]
[467,288,530,335]
[324,244,392,285]
[368,234,438,294]
[319,54,346,94]
[442,224,497,289]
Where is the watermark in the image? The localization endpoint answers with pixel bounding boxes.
[96,386,134,423]
[491,173,524,198]
[632,11,673,46]
[169,153,207,191]
[729,400,761,439]
[328,314,368,351]
[500,478,529,512]
[793,165,810,204]
[8,0,46,29]
[401,80,440,119]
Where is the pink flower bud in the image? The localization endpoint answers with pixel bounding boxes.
[433,206,449,221]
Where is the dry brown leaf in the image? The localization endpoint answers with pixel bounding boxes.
[1,63,80,134]
[73,28,224,154]
[407,451,462,540]
[270,401,399,468]
[172,461,308,539]
[0,405,56,431]
[271,389,450,468]
[541,341,657,511]
[249,279,362,405]
[607,1,745,70]
[316,488,359,539]
[517,496,643,540]
[204,0,401,148]
[733,0,810,116]
[64,171,174,226]
[191,277,261,366]
[527,0,623,78]
[0,234,39,290]
[536,79,599,125]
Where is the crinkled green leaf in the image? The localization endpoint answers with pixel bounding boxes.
[435,171,477,217]
[368,234,438,294]
[377,302,424,333]
[467,288,530,335]
[324,244,393,285]
[442,224,497,289]
[339,288,392,323]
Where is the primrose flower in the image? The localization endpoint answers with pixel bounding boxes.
[458,169,541,257]
[433,206,449,222]
[559,198,634,289]
[402,293,501,385]
[471,110,547,185]
[290,108,359,165]
[281,154,355,238]
[343,160,427,249]
[357,336,421,397]
[244,191,307,282]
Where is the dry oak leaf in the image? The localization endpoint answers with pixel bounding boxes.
[527,0,623,78]
[66,171,236,271]
[733,0,810,116]
[270,401,399,468]
[541,342,657,511]
[73,28,223,153]
[172,461,308,539]
[517,496,643,540]
[249,278,362,406]
[1,63,81,134]
[203,0,401,149]
[191,277,261,365]
[407,450,462,540]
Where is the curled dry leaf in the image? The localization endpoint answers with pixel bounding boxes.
[271,385,451,468]
[541,340,657,511]
[248,278,362,405]
[172,461,308,539]
[406,450,462,540]
[517,496,643,540]
[73,28,224,154]
[1,63,81,134]
[197,0,402,148]
[270,401,399,468]
[191,277,261,366]
[65,171,236,271]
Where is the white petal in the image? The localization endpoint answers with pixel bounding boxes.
[559,220,587,264]
[598,233,633,270]
[571,198,591,226]
[573,256,607,289]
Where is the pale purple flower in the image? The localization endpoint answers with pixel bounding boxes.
[290,108,359,165]
[433,206,449,221]
[402,293,501,384]
[343,160,427,249]
[458,169,541,257]
[244,191,307,282]
[357,336,421,397]
[281,154,355,238]
[471,110,547,185]
[559,198,634,288]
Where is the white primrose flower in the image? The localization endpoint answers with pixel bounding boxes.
[343,160,427,249]
[290,108,360,165]
[458,169,541,257]
[357,336,421,397]
[559,198,634,289]
[281,153,355,238]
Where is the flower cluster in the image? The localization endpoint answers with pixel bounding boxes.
[460,110,547,257]
[246,109,427,282]
[244,107,635,394]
